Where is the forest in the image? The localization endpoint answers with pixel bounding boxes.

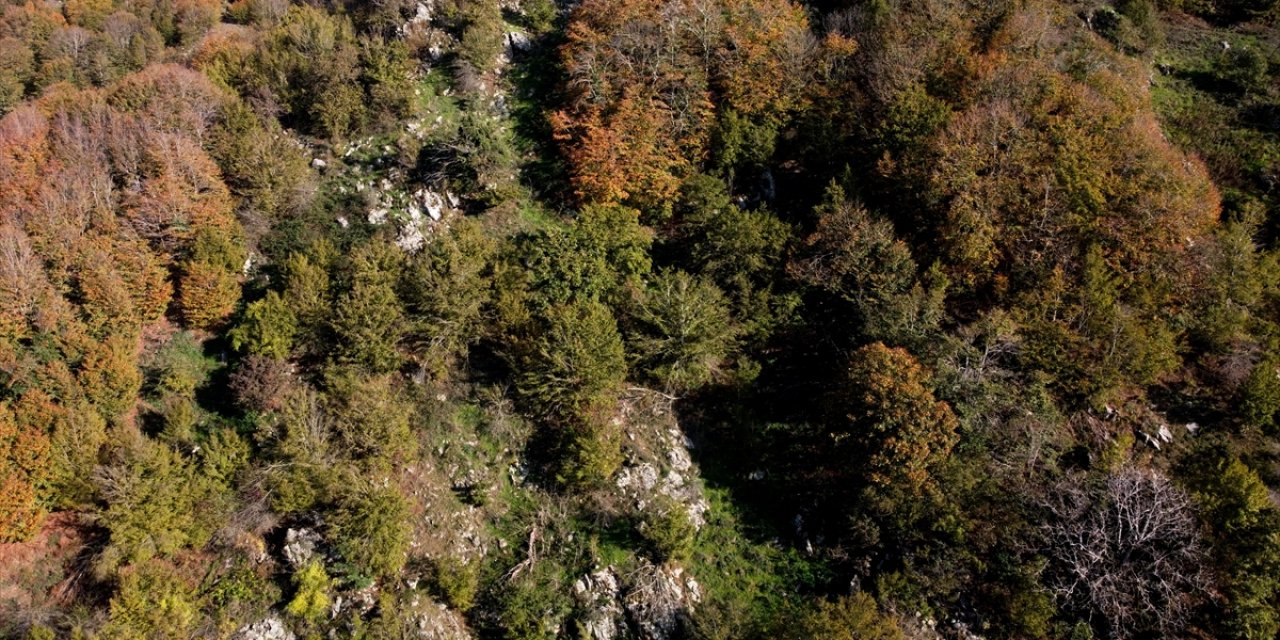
[1,0,1279,638]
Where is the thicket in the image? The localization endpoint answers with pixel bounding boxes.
[2,0,1280,639]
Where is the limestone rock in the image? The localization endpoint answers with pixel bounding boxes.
[233,616,295,640]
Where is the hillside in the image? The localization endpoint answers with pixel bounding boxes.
[1,0,1280,639]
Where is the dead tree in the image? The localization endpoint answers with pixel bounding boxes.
[1042,465,1210,639]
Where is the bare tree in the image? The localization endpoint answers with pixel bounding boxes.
[1042,465,1210,639]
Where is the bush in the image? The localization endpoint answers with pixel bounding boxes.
[101,561,198,640]
[784,593,904,640]
[517,300,627,417]
[554,408,624,489]
[94,439,231,576]
[327,483,411,580]
[286,561,333,623]
[639,498,696,564]
[433,556,479,611]
[1214,45,1270,95]
[497,559,573,640]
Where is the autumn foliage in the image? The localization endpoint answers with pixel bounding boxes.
[553,0,810,212]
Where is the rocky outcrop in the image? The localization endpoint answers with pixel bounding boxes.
[574,568,625,640]
[613,390,709,529]
[282,527,321,569]
[233,616,295,640]
[623,562,702,640]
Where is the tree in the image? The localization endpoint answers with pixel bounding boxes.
[327,482,411,580]
[1188,455,1280,639]
[790,183,946,349]
[229,354,293,414]
[783,593,904,640]
[77,332,143,421]
[0,401,49,542]
[400,218,494,377]
[1042,466,1210,639]
[93,438,231,575]
[517,299,627,417]
[100,560,198,640]
[323,370,415,466]
[630,270,737,393]
[178,258,240,331]
[518,203,653,309]
[282,250,332,354]
[841,343,959,493]
[228,290,297,359]
[331,277,404,373]
[285,561,333,623]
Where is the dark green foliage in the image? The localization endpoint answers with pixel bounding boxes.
[400,217,495,376]
[331,244,407,373]
[517,300,627,417]
[328,483,412,580]
[432,556,480,611]
[639,496,697,564]
[496,558,574,640]
[630,270,738,393]
[783,593,904,640]
[518,204,653,309]
[1214,45,1271,95]
[1188,455,1280,639]
[673,175,794,341]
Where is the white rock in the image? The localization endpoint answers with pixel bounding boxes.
[233,616,295,640]
[283,528,321,568]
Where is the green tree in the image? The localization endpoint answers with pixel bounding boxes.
[517,300,627,417]
[630,270,737,393]
[100,561,198,640]
[94,438,231,575]
[1190,455,1280,639]
[519,204,653,309]
[286,561,333,623]
[332,279,405,373]
[324,369,416,466]
[783,592,904,640]
[400,218,495,377]
[229,290,297,359]
[328,483,411,580]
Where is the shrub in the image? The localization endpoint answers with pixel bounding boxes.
[640,497,697,564]
[327,483,411,580]
[286,561,333,623]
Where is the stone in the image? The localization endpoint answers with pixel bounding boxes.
[575,568,624,640]
[283,528,321,568]
[233,616,295,640]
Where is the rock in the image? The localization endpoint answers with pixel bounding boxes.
[624,562,701,640]
[233,616,295,640]
[283,528,321,568]
[611,391,710,529]
[413,601,472,640]
[506,31,532,52]
[575,568,624,640]
[311,158,327,169]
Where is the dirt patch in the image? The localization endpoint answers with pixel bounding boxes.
[0,511,90,612]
